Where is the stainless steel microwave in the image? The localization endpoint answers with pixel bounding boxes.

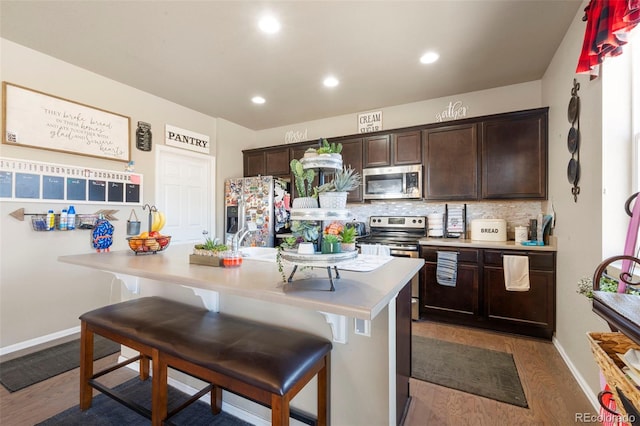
[362,165,422,200]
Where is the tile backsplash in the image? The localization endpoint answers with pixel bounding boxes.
[346,200,546,238]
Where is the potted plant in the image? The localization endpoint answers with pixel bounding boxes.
[290,159,317,208]
[316,138,342,158]
[321,233,341,254]
[190,237,228,266]
[315,166,361,209]
[339,225,357,252]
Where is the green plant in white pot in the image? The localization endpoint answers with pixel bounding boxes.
[290,159,317,208]
[315,166,361,209]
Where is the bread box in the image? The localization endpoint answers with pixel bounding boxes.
[470,219,507,241]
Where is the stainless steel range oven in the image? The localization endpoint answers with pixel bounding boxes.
[356,216,426,320]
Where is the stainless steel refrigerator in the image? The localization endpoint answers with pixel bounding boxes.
[224,176,290,248]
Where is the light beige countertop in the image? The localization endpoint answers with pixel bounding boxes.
[59,244,424,321]
[418,237,557,252]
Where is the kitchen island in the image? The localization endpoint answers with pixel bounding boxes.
[59,244,424,426]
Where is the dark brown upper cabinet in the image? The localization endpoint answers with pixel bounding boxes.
[363,134,391,168]
[393,130,422,165]
[423,123,479,200]
[481,108,548,199]
[363,131,422,168]
[265,147,290,176]
[243,146,290,177]
[243,150,265,177]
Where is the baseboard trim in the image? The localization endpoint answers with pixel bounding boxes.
[0,326,80,357]
[552,336,600,412]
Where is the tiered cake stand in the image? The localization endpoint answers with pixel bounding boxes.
[285,154,356,291]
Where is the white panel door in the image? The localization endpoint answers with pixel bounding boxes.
[156,146,214,244]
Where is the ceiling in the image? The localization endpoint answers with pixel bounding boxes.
[0,1,582,131]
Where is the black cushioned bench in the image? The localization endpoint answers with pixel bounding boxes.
[79,296,332,426]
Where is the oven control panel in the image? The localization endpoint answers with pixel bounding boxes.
[368,216,426,229]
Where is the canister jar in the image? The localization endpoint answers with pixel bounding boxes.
[515,226,528,243]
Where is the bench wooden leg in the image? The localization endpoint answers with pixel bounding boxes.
[317,353,330,426]
[139,354,150,380]
[210,385,222,414]
[79,321,94,410]
[151,348,168,426]
[271,394,290,426]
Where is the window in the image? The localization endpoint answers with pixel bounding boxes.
[602,28,639,259]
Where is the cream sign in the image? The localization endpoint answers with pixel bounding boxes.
[165,124,210,154]
[435,101,468,122]
[358,110,383,133]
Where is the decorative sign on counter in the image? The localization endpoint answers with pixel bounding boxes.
[0,157,142,205]
[358,110,383,133]
[165,124,210,154]
[2,82,131,162]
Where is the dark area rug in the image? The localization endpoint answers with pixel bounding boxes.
[0,335,120,392]
[36,378,254,426]
[412,335,528,408]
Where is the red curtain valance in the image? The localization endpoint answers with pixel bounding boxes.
[577,0,639,75]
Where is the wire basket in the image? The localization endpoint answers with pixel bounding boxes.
[587,331,640,418]
[127,236,171,255]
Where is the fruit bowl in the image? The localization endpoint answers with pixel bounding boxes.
[127,236,171,255]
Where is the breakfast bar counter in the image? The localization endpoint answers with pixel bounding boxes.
[59,244,424,426]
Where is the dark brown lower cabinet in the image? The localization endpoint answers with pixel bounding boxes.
[420,246,556,340]
[483,250,556,339]
[421,247,480,317]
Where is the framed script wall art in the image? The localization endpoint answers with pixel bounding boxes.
[2,82,131,162]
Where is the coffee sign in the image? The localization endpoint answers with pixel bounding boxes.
[358,110,383,133]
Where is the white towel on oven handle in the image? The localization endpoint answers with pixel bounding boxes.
[503,255,530,291]
[359,244,391,257]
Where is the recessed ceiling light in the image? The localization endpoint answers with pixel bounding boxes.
[258,15,281,34]
[252,96,266,104]
[323,76,339,88]
[420,51,440,64]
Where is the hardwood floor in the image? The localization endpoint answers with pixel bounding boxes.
[406,320,597,426]
[0,321,596,425]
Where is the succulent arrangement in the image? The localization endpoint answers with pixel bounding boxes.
[290,159,316,198]
[316,138,342,154]
[194,237,227,256]
[291,220,320,242]
[314,166,361,195]
[339,225,357,244]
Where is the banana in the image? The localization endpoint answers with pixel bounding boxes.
[157,211,166,232]
[151,211,160,232]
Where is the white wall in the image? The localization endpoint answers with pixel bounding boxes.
[541,1,609,401]
[254,81,542,147]
[0,39,218,347]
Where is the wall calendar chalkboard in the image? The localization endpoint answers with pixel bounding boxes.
[0,157,142,205]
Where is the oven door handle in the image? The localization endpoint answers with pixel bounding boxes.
[389,249,419,258]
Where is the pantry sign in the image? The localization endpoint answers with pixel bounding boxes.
[358,110,383,133]
[165,125,210,154]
